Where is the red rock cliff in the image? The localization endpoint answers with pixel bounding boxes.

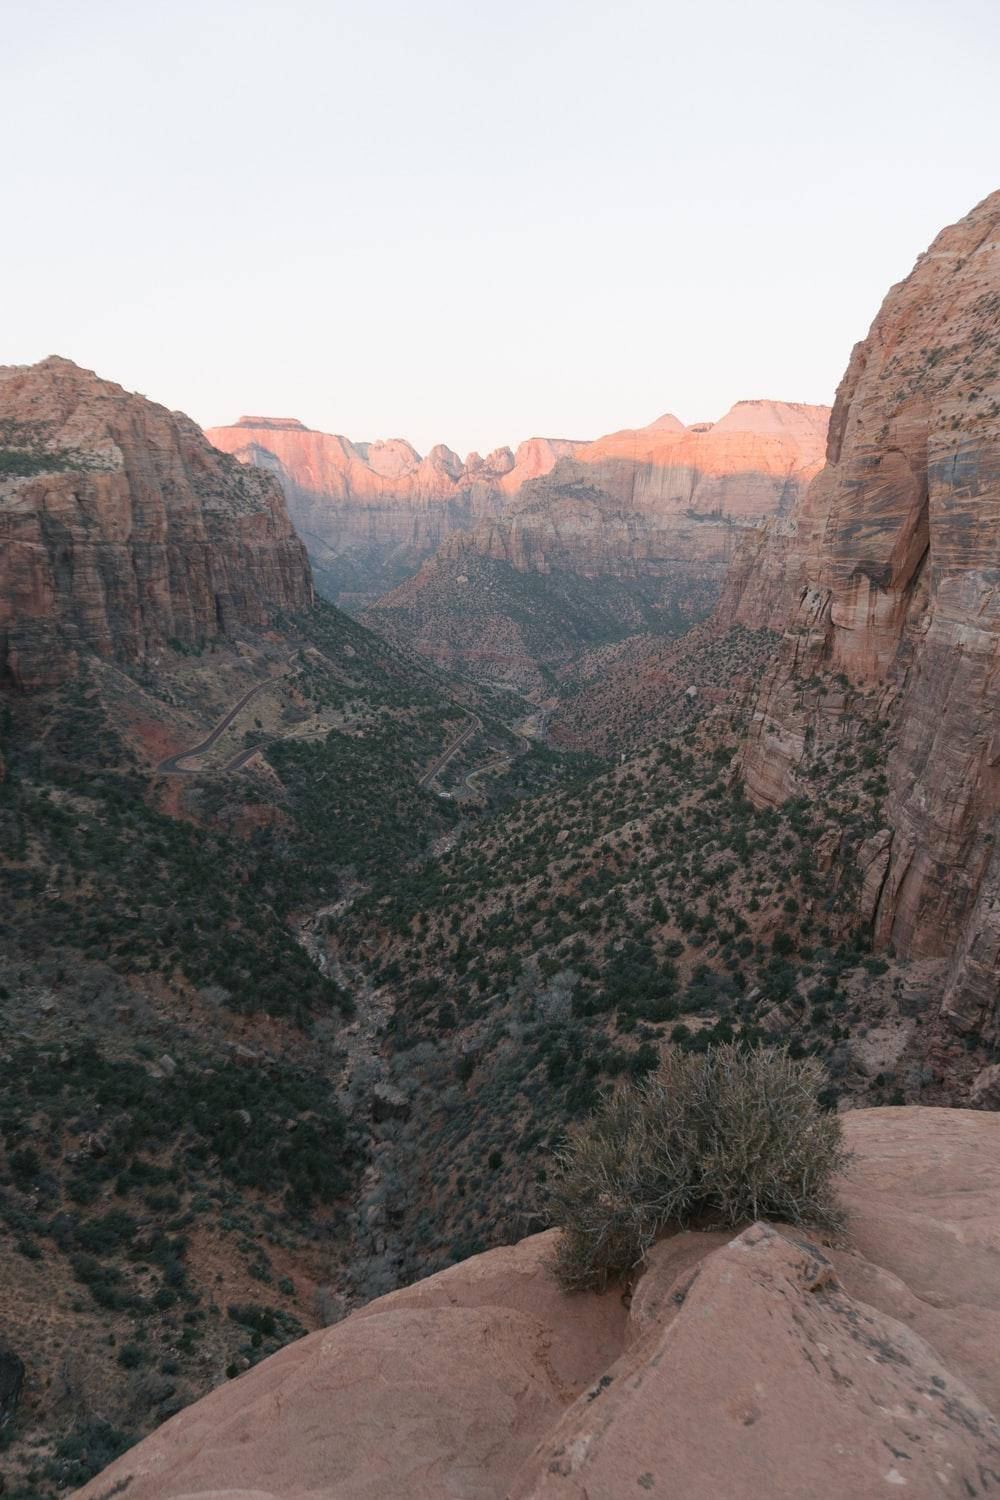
[206,404,828,614]
[0,358,312,688]
[740,191,1000,1036]
[204,417,586,608]
[357,401,829,689]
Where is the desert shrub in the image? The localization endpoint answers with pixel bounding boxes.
[549,1043,847,1290]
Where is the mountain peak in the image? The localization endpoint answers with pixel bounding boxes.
[640,411,686,434]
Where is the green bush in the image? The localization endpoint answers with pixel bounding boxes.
[549,1044,847,1291]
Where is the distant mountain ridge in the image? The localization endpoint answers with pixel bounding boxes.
[359,400,830,691]
[205,416,589,607]
[206,400,828,688]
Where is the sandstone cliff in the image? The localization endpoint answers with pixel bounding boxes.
[74,1107,1000,1500]
[552,398,830,519]
[738,190,1000,1038]
[0,359,312,688]
[360,402,828,690]
[206,404,828,624]
[204,416,586,608]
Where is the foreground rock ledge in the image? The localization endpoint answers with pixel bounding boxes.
[75,1108,1000,1499]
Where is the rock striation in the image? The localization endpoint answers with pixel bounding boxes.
[550,398,830,520]
[0,359,312,688]
[739,190,1000,1038]
[360,402,829,690]
[204,416,585,608]
[206,404,828,628]
[74,1107,1000,1500]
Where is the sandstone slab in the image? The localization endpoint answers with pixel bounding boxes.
[75,1108,1000,1500]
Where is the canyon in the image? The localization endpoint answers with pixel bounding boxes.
[738,187,1000,1041]
[204,416,586,609]
[361,401,828,691]
[1,190,998,1500]
[207,404,829,692]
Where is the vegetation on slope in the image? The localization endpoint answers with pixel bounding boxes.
[550,1044,847,1290]
[0,595,600,1493]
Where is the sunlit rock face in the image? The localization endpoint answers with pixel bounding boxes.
[354,403,829,691]
[0,359,312,688]
[204,416,587,609]
[739,189,1000,1036]
[552,398,830,519]
[206,404,829,619]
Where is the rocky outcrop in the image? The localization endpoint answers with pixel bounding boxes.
[0,359,312,688]
[739,190,1000,1037]
[74,1107,1000,1500]
[549,399,830,520]
[204,416,586,608]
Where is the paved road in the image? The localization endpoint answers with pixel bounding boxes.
[158,671,535,793]
[157,663,294,775]
[417,713,482,791]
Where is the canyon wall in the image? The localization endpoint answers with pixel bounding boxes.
[739,190,1000,1036]
[206,403,828,622]
[0,359,312,689]
[204,416,585,608]
[359,402,829,689]
[544,398,830,520]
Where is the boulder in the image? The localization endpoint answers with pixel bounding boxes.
[511,1222,1000,1499]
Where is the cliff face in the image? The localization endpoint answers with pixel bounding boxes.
[550,399,830,520]
[204,416,586,608]
[0,359,312,688]
[205,404,828,617]
[360,402,828,690]
[739,191,1000,1036]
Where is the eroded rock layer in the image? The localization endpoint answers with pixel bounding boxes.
[74,1108,1000,1500]
[740,191,1000,1035]
[204,416,586,608]
[206,404,828,633]
[0,359,312,688]
[360,402,829,690]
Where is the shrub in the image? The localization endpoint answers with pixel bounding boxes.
[548,1044,847,1291]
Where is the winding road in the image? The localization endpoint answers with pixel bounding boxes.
[157,663,295,775]
[417,712,482,790]
[157,665,538,793]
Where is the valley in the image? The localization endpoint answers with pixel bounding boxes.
[1,187,998,1499]
[209,401,828,696]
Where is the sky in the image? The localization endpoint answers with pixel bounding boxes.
[3,0,999,455]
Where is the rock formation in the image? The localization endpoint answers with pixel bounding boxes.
[204,416,586,608]
[739,190,1000,1038]
[360,402,828,690]
[206,404,828,633]
[0,359,312,688]
[74,1107,1000,1499]
[549,398,830,519]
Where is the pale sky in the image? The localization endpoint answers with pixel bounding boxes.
[3,0,998,455]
